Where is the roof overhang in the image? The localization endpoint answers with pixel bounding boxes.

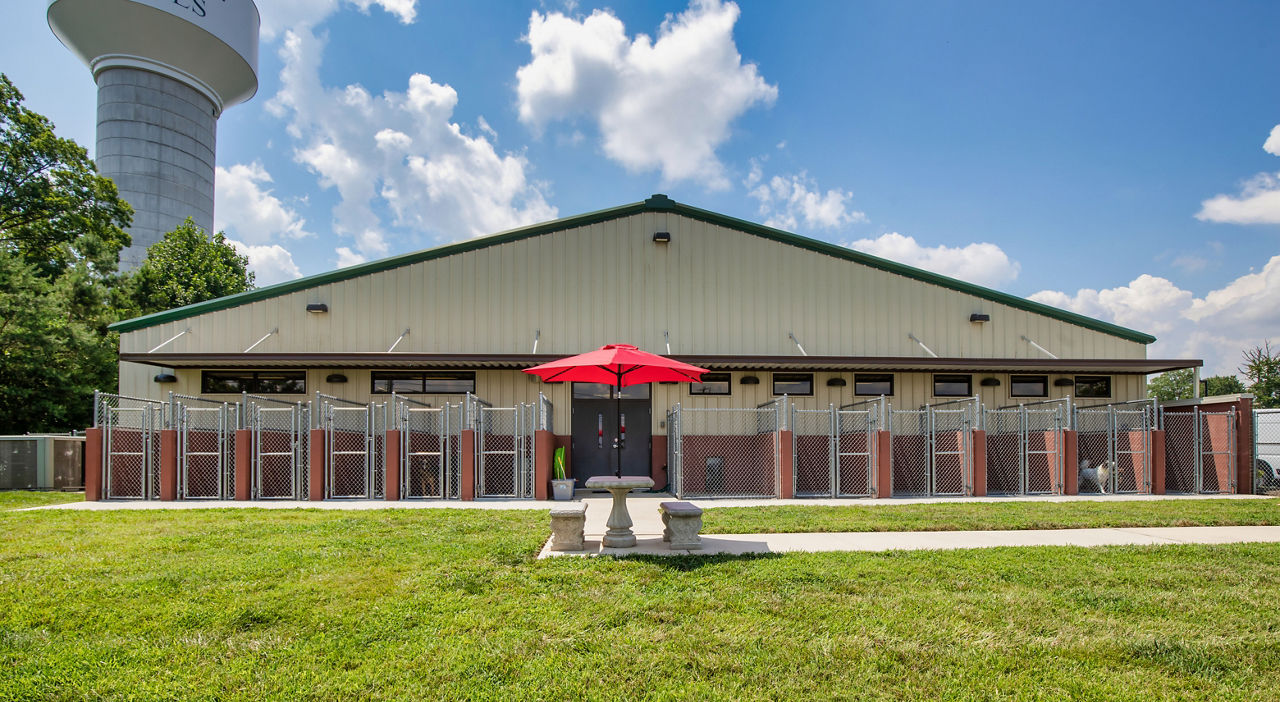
[122,352,1201,375]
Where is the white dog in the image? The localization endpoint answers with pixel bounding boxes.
[1078,459,1112,493]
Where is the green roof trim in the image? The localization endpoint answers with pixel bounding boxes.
[110,194,1156,344]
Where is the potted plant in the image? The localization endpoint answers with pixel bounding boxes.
[551,447,575,500]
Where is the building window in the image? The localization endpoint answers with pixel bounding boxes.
[854,373,894,396]
[689,372,731,396]
[1074,375,1112,399]
[371,371,475,394]
[1010,375,1048,398]
[773,373,813,396]
[202,370,306,394]
[932,374,972,397]
[572,383,650,400]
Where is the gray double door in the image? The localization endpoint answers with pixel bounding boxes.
[571,384,651,480]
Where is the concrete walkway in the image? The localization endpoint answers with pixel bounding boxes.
[541,525,1280,558]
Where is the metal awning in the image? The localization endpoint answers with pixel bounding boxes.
[121,352,1201,375]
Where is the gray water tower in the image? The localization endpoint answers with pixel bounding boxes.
[48,0,260,269]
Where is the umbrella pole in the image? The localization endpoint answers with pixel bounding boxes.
[615,369,623,477]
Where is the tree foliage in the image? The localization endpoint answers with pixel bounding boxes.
[1242,341,1280,409]
[1148,369,1246,402]
[121,218,254,318]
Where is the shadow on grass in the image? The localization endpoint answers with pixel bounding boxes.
[616,551,786,571]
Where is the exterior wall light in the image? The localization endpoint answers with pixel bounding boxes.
[326,373,348,383]
[154,373,177,383]
[653,231,671,243]
[969,313,990,322]
[307,303,329,313]
[1054,378,1075,387]
[980,377,1001,387]
[826,378,847,387]
[740,375,760,385]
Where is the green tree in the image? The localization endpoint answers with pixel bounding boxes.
[0,74,129,432]
[1242,341,1280,409]
[0,74,131,276]
[122,218,254,317]
[1204,374,1246,397]
[1148,368,1247,401]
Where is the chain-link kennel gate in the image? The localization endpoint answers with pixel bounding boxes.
[1073,400,1154,495]
[890,397,977,497]
[670,400,781,498]
[1163,407,1236,494]
[792,399,881,498]
[1257,409,1280,494]
[96,392,166,499]
[172,393,236,499]
[320,393,386,499]
[246,395,310,500]
[475,401,536,499]
[395,394,463,499]
[983,400,1066,495]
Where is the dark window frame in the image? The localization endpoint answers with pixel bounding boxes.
[854,373,895,397]
[772,372,814,397]
[1010,374,1049,398]
[370,370,475,395]
[201,370,306,395]
[932,373,973,398]
[689,372,732,396]
[1074,375,1112,399]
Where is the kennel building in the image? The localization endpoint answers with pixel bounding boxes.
[85,195,1255,501]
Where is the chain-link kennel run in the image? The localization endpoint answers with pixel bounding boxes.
[172,393,236,499]
[890,398,977,497]
[983,400,1066,495]
[95,392,166,500]
[320,393,386,499]
[791,399,880,498]
[670,400,781,498]
[247,395,309,500]
[475,399,536,499]
[1074,400,1154,495]
[395,395,463,499]
[1163,407,1237,494]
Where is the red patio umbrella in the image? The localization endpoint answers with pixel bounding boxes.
[523,344,709,477]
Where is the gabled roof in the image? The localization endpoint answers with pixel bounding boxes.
[109,194,1157,344]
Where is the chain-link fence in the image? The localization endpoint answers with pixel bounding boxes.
[320,393,386,499]
[96,392,166,500]
[1163,407,1236,494]
[395,394,463,499]
[791,400,880,498]
[1074,400,1154,495]
[1256,409,1280,494]
[983,402,1065,495]
[890,398,977,497]
[248,396,309,500]
[670,400,781,498]
[172,393,235,499]
[476,404,536,498]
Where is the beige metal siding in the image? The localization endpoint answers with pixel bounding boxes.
[119,212,1147,360]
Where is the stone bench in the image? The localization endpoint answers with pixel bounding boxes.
[660,501,703,550]
[549,503,587,551]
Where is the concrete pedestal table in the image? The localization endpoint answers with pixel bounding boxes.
[584,476,655,547]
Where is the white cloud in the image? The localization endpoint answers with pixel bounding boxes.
[1265,124,1280,157]
[847,232,1021,288]
[515,0,777,189]
[1195,123,1280,225]
[226,239,303,286]
[267,27,557,258]
[334,247,366,268]
[748,169,867,231]
[258,0,417,40]
[1029,257,1280,375]
[214,162,313,244]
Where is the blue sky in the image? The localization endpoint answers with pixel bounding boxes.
[4,0,1279,374]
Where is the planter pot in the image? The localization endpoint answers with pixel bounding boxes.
[551,478,576,501]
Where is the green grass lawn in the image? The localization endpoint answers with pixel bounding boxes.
[702,498,1280,535]
[3,508,1280,699]
[0,490,84,511]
